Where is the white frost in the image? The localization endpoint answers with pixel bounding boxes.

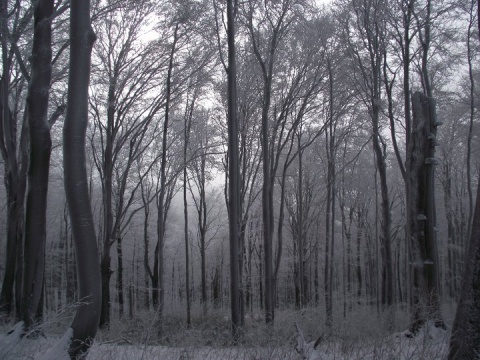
[37,327,73,360]
[0,322,24,359]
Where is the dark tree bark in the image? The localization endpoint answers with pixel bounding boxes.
[226,0,242,338]
[324,59,336,330]
[183,95,195,329]
[116,238,124,317]
[91,3,164,327]
[156,23,179,336]
[447,4,480,357]
[0,0,31,319]
[407,91,444,334]
[20,0,54,332]
[347,0,393,314]
[465,0,477,243]
[356,208,364,303]
[449,184,480,359]
[63,0,102,356]
[140,176,153,310]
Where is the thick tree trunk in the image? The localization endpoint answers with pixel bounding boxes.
[63,0,102,356]
[0,0,27,318]
[448,183,480,359]
[21,0,54,332]
[407,91,444,334]
[0,190,19,317]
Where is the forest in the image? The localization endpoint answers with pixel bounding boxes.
[0,0,479,358]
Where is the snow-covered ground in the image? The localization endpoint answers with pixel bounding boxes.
[0,321,449,360]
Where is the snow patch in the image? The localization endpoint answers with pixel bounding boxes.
[0,321,24,359]
[37,327,73,360]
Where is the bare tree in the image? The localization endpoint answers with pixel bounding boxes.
[88,0,165,327]
[341,0,394,316]
[406,0,445,333]
[0,0,33,318]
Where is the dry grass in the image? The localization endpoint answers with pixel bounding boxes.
[0,301,454,359]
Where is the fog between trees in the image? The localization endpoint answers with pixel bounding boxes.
[0,0,479,358]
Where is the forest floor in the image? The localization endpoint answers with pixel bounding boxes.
[0,303,454,359]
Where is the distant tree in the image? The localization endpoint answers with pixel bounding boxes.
[341,0,394,317]
[88,0,164,327]
[187,108,221,316]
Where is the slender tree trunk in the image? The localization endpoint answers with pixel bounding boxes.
[314,220,320,306]
[324,152,332,329]
[156,24,179,336]
[142,194,151,310]
[99,71,116,328]
[226,0,242,338]
[183,98,193,328]
[325,62,335,329]
[297,141,306,308]
[198,165,207,316]
[356,209,363,304]
[117,238,124,318]
[99,249,112,327]
[465,0,476,242]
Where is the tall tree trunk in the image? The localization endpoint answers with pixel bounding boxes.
[226,0,242,338]
[465,0,476,242]
[297,140,306,308]
[324,148,333,329]
[62,0,102,355]
[198,158,208,316]
[99,72,116,328]
[156,23,179,336]
[21,0,54,332]
[407,92,444,334]
[142,194,151,310]
[325,61,335,330]
[0,0,27,318]
[183,97,193,329]
[356,209,363,304]
[448,184,480,358]
[117,238,124,318]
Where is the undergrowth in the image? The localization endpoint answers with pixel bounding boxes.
[0,300,455,359]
